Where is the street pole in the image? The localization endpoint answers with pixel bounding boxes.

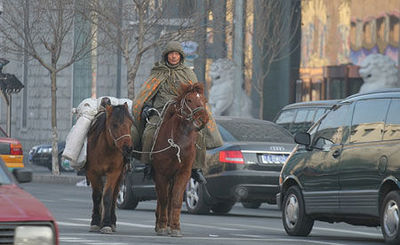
[116,0,122,98]
[90,1,98,99]
[232,0,244,117]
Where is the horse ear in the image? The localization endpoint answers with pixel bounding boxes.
[105,104,112,115]
[194,82,204,94]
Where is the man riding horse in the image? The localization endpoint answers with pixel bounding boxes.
[131,41,223,183]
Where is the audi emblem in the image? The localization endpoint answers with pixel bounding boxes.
[269,146,285,151]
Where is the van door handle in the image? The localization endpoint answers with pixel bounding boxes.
[332,149,341,158]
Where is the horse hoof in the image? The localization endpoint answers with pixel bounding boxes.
[156,228,169,236]
[89,225,100,232]
[111,224,116,232]
[170,229,183,237]
[100,226,113,234]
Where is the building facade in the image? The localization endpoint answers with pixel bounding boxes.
[0,0,302,161]
[299,0,400,101]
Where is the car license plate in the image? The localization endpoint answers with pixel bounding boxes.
[262,154,288,164]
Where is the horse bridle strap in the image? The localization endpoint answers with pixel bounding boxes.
[179,95,205,120]
[108,128,131,146]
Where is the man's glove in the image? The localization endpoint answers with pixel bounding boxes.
[141,105,153,119]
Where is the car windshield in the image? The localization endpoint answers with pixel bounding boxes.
[217,119,294,143]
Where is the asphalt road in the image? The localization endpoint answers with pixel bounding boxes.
[21,180,386,245]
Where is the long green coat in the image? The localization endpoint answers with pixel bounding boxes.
[131,41,223,167]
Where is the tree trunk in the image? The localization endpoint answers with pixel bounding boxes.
[51,70,60,175]
[127,70,135,100]
[127,64,139,100]
[259,92,264,119]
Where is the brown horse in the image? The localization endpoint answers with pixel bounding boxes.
[86,101,133,234]
[151,82,209,237]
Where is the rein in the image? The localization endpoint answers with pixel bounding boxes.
[130,92,206,163]
[130,100,183,162]
[130,138,182,163]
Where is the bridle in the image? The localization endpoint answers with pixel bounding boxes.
[107,123,131,153]
[177,93,207,130]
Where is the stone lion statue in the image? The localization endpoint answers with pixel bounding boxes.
[358,54,400,93]
[208,58,252,117]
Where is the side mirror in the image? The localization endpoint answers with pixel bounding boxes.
[12,169,33,183]
[294,132,311,146]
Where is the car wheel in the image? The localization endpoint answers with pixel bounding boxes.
[381,190,400,244]
[117,174,139,210]
[185,178,210,214]
[241,201,262,209]
[211,201,235,214]
[282,186,314,236]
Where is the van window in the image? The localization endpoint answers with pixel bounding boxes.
[383,99,400,141]
[350,99,390,143]
[293,109,308,123]
[275,109,295,131]
[314,108,326,122]
[313,104,351,147]
[290,109,315,134]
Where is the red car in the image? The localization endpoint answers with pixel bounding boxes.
[0,158,58,244]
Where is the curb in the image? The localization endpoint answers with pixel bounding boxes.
[32,173,85,185]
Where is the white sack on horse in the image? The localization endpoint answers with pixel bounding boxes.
[62,96,133,170]
[63,98,97,169]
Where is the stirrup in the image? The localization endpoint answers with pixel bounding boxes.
[191,169,207,184]
[129,157,146,172]
[143,165,153,180]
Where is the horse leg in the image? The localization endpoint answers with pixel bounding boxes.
[169,171,191,237]
[154,175,169,236]
[110,172,123,232]
[167,181,174,231]
[87,170,103,232]
[100,170,121,234]
[155,185,160,232]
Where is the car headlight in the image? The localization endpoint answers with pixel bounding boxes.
[14,226,55,245]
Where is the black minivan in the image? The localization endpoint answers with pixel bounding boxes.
[278,89,400,244]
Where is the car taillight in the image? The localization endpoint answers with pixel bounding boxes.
[10,143,23,155]
[219,150,244,164]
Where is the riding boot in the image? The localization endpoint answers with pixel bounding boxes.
[143,164,153,180]
[191,168,207,184]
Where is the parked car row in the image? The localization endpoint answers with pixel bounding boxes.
[117,116,296,214]
[29,141,74,172]
[21,88,400,244]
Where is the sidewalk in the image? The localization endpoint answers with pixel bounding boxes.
[32,172,85,185]
[27,163,85,185]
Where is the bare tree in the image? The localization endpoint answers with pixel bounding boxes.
[252,0,301,119]
[86,0,217,99]
[0,0,96,175]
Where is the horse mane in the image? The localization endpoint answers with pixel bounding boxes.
[175,82,205,103]
[88,104,132,143]
[164,82,206,119]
